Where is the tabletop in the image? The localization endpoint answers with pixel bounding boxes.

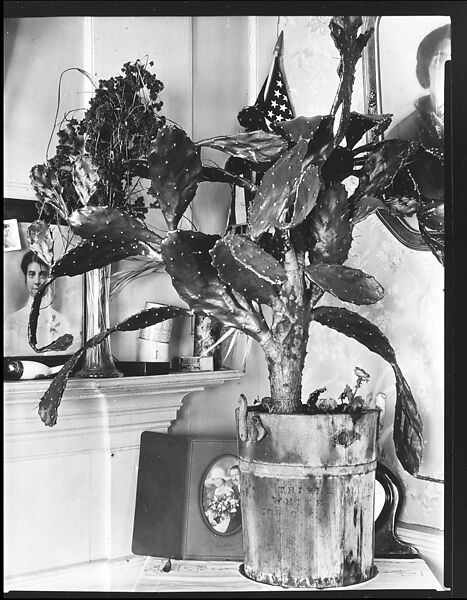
[134,556,446,593]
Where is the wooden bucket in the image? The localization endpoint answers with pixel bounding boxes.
[236,410,379,588]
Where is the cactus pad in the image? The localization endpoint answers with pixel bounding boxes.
[308,183,352,265]
[201,165,256,193]
[37,305,186,427]
[52,238,160,278]
[249,138,308,238]
[148,125,203,230]
[272,116,324,144]
[289,164,321,228]
[28,278,74,353]
[305,263,384,305]
[161,231,264,335]
[71,155,100,206]
[68,206,162,246]
[197,130,287,163]
[352,139,422,205]
[346,112,392,148]
[210,235,286,307]
[312,305,423,475]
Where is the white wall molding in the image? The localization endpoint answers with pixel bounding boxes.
[397,522,445,587]
[4,370,244,578]
[248,16,258,104]
[4,554,146,593]
[4,180,36,200]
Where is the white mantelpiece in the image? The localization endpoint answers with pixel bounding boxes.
[4,370,243,580]
[4,370,243,461]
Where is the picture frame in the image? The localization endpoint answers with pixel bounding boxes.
[132,432,415,562]
[3,198,84,367]
[362,15,450,250]
[132,433,243,561]
[3,218,21,252]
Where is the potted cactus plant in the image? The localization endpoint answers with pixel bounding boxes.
[27,16,444,589]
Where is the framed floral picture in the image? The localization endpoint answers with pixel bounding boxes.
[3,199,84,366]
[132,433,243,561]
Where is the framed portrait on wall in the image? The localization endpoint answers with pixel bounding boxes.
[375,15,450,138]
[3,199,84,366]
[362,15,450,250]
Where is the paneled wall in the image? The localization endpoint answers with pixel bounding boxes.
[3,15,257,579]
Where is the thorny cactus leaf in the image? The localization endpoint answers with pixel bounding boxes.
[306,115,336,162]
[249,139,308,239]
[51,238,160,278]
[256,230,285,263]
[351,140,422,207]
[197,130,287,164]
[71,155,100,206]
[312,305,423,475]
[329,16,366,55]
[346,112,393,149]
[328,18,373,144]
[305,264,384,305]
[351,196,386,224]
[224,155,271,175]
[28,278,74,353]
[115,305,187,332]
[217,235,287,285]
[271,116,324,145]
[30,164,69,220]
[38,345,88,426]
[148,125,203,230]
[201,165,256,194]
[68,206,162,247]
[161,230,221,310]
[308,183,352,265]
[288,165,322,228]
[417,199,444,231]
[38,305,186,427]
[27,220,54,266]
[383,194,421,217]
[161,231,265,338]
[381,168,422,215]
[392,363,425,475]
[210,235,286,307]
[321,147,354,186]
[125,158,150,179]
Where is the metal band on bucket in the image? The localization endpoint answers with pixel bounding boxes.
[238,458,377,479]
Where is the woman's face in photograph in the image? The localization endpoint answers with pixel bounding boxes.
[25,260,49,297]
[429,37,451,115]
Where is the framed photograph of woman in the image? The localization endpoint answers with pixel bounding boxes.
[3,201,84,365]
[362,15,450,249]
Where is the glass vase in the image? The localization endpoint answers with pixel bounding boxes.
[76,265,122,378]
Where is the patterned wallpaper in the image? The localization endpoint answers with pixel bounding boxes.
[280,16,444,529]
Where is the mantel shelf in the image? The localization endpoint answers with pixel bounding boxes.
[4,369,244,461]
[4,368,244,401]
